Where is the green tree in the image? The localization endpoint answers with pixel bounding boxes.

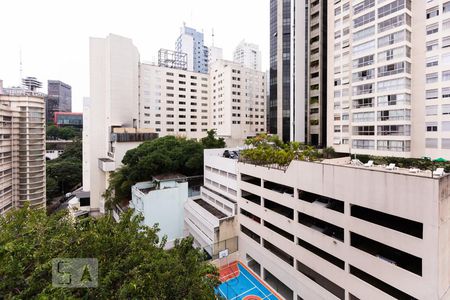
[105,136,206,207]
[46,125,60,140]
[0,207,220,299]
[200,129,226,149]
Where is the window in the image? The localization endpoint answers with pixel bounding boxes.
[444,36,450,48]
[443,104,450,115]
[426,73,439,83]
[426,138,438,149]
[426,105,438,116]
[444,2,450,14]
[378,30,411,48]
[426,89,439,100]
[427,6,439,19]
[352,140,375,150]
[443,87,450,98]
[378,0,411,19]
[426,122,438,132]
[426,23,439,35]
[427,40,439,51]
[426,56,439,67]
[443,70,450,81]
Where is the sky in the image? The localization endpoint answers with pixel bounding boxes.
[0,0,269,112]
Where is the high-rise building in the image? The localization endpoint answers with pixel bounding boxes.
[233,40,262,71]
[210,60,266,146]
[0,80,46,215]
[46,80,72,124]
[328,1,450,159]
[85,34,141,214]
[269,0,327,145]
[209,46,223,66]
[139,62,210,139]
[175,24,209,74]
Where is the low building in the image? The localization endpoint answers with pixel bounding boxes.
[129,174,189,249]
[184,148,239,259]
[54,112,82,128]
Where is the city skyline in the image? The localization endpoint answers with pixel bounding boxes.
[0,0,269,112]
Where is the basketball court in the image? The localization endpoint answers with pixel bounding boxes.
[217,262,280,300]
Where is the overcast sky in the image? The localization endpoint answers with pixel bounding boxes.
[0,0,269,112]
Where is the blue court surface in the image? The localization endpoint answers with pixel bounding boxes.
[217,263,279,300]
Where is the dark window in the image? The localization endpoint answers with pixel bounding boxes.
[241,225,260,243]
[264,220,294,241]
[350,265,417,300]
[351,205,423,238]
[298,211,344,242]
[265,198,294,219]
[351,232,422,276]
[241,190,261,205]
[297,237,344,269]
[263,239,294,266]
[297,261,345,300]
[298,189,344,213]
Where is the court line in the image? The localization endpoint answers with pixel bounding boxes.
[239,266,271,298]
[230,286,257,300]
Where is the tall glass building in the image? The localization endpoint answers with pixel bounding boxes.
[269,0,327,145]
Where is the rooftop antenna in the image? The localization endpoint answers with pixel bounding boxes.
[212,28,215,46]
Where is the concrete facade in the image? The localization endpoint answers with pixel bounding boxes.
[130,179,188,249]
[327,1,450,159]
[233,40,262,71]
[210,60,266,146]
[175,25,209,74]
[0,85,46,215]
[85,34,140,213]
[184,148,239,257]
[139,63,210,139]
[237,158,450,300]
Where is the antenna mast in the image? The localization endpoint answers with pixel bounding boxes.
[212,28,215,47]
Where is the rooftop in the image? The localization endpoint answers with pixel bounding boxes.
[194,198,227,219]
[321,157,448,179]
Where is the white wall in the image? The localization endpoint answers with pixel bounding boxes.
[131,181,188,247]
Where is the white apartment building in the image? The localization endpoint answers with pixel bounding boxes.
[139,63,210,139]
[328,0,450,159]
[0,82,46,215]
[86,34,141,213]
[184,148,238,258]
[209,46,223,66]
[233,40,262,71]
[210,60,266,146]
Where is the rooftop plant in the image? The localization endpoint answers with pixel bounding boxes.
[240,134,320,169]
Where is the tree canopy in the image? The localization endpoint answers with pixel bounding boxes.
[46,125,81,140]
[200,129,226,149]
[241,133,320,168]
[46,140,82,200]
[0,207,220,299]
[104,134,226,208]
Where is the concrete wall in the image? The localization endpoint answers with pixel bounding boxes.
[131,181,188,247]
[237,159,449,299]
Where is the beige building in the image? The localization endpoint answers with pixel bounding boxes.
[0,82,46,215]
[210,60,266,146]
[327,0,450,159]
[139,63,210,139]
[237,157,450,300]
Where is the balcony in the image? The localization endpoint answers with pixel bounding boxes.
[98,158,115,172]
